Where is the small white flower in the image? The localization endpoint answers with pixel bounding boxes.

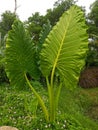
[57,121,60,124]
[63,124,66,128]
[45,125,48,128]
[58,110,61,114]
[9,117,12,119]
[40,118,42,122]
[48,124,51,127]
[6,115,8,117]
[1,113,2,115]
[19,116,21,119]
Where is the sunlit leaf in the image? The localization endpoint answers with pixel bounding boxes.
[40,5,88,88]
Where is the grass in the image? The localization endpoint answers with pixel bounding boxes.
[0,82,98,130]
[59,86,98,129]
[79,87,98,120]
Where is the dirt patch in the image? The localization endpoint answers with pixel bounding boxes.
[79,67,98,88]
[0,126,18,130]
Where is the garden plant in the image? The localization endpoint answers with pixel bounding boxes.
[5,5,88,127]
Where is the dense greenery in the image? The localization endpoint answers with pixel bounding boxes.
[87,0,98,37]
[0,0,77,85]
[0,11,17,84]
[0,0,98,129]
[0,11,17,40]
[5,5,88,123]
[86,0,98,67]
[0,0,97,69]
[45,0,75,26]
[25,0,75,43]
[0,84,98,129]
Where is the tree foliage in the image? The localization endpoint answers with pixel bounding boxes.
[0,11,17,39]
[86,0,98,67]
[26,0,76,43]
[45,0,76,26]
[87,0,98,36]
[26,12,45,43]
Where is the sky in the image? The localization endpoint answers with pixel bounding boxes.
[0,0,95,21]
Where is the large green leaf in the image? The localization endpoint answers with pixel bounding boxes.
[40,6,88,88]
[5,20,39,88]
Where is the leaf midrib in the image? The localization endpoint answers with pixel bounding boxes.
[51,13,71,85]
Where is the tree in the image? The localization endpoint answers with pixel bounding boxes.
[0,11,17,40]
[85,0,98,67]
[26,12,45,43]
[87,0,98,37]
[14,0,17,13]
[45,0,76,26]
[26,0,76,43]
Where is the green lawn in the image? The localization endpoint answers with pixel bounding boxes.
[0,83,98,130]
[59,86,98,129]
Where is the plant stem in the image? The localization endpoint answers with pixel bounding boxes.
[55,83,62,110]
[25,73,49,122]
[49,67,56,122]
[46,76,55,122]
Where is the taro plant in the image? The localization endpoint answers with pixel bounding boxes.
[5,5,88,123]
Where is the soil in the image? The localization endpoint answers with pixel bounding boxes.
[79,67,98,88]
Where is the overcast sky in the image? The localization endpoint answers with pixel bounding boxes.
[0,0,95,21]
